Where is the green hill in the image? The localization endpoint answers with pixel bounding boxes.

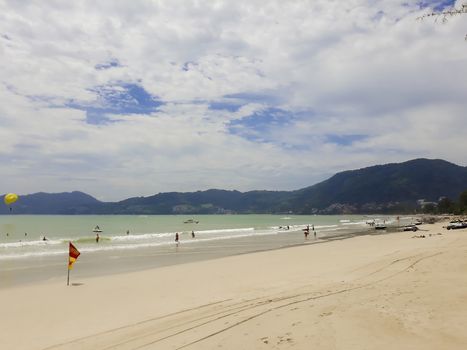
[291,158,467,213]
[2,159,466,214]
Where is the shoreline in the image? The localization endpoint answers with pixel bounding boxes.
[0,225,376,289]
[0,215,447,290]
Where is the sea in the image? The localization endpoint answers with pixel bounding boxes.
[0,214,413,287]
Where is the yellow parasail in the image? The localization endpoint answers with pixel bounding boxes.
[4,193,19,206]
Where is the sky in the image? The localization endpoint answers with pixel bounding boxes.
[0,0,466,201]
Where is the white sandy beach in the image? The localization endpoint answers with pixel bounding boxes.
[1,221,467,350]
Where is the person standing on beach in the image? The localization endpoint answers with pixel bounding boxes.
[304,225,310,239]
[175,232,179,244]
[96,233,100,243]
[191,230,195,238]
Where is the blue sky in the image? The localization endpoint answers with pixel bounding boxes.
[418,0,457,11]
[66,83,163,124]
[0,0,466,200]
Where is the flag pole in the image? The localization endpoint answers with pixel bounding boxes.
[67,241,70,286]
[67,241,81,286]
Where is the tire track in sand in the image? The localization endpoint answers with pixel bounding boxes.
[41,251,442,350]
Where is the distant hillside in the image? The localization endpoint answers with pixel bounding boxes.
[0,191,101,214]
[292,158,467,213]
[100,189,294,215]
[2,159,467,214]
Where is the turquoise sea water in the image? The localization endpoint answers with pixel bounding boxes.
[0,214,411,287]
[0,214,372,259]
[0,214,413,260]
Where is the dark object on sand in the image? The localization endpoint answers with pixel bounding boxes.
[403,225,419,232]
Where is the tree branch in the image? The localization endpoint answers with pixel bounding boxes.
[417,3,467,40]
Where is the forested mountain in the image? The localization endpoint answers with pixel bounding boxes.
[2,159,466,214]
[293,158,467,213]
[0,191,101,214]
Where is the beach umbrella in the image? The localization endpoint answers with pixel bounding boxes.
[4,193,18,211]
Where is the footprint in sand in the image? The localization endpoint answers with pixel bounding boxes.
[320,311,333,317]
[277,335,294,345]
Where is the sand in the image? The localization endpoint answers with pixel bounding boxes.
[1,221,467,349]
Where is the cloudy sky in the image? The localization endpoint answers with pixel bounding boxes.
[1,0,466,201]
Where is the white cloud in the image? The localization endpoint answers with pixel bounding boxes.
[0,0,466,200]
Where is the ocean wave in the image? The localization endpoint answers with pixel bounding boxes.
[0,239,63,249]
[110,227,255,242]
[195,227,255,235]
[0,220,371,261]
[0,249,68,260]
[0,229,276,260]
[341,221,368,226]
[315,224,339,229]
[110,232,174,241]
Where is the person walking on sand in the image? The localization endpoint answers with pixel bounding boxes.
[96,233,100,243]
[175,232,179,244]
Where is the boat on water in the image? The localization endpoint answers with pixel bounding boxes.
[92,225,103,233]
[183,219,199,224]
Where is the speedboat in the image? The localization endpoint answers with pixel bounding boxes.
[183,219,199,224]
[92,225,103,232]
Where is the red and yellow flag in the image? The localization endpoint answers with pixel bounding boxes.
[68,242,80,270]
